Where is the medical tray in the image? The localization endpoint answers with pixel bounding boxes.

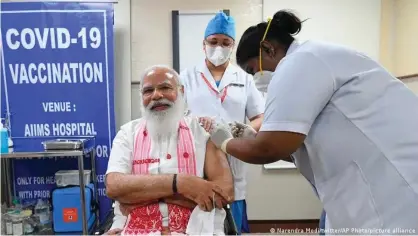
[42,139,86,150]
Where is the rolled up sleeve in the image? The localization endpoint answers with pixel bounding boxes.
[260,52,335,135]
[246,75,266,119]
[106,126,132,175]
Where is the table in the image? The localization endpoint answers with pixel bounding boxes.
[0,136,98,235]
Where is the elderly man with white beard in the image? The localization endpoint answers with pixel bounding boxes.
[105,65,234,235]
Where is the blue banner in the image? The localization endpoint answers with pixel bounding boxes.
[1,2,115,221]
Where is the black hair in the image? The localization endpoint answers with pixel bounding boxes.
[236,10,303,67]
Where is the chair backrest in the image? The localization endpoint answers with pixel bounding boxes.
[224,204,238,235]
[94,208,114,235]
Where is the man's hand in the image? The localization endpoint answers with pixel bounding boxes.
[163,195,197,209]
[229,121,257,138]
[119,203,135,216]
[177,174,230,212]
[104,228,123,235]
[213,193,228,208]
[198,117,213,132]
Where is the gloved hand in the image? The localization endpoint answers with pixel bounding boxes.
[209,119,233,152]
[229,121,257,138]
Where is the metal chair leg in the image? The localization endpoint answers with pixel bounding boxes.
[224,204,239,235]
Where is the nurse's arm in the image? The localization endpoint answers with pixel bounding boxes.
[248,111,286,159]
[249,114,263,131]
[225,131,305,164]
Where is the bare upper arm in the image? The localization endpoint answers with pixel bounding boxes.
[203,140,233,184]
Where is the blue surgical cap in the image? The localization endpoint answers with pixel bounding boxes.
[204,12,236,40]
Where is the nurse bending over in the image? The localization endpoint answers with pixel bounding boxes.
[211,9,418,231]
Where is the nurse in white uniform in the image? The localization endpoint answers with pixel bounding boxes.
[256,71,329,234]
[209,9,418,232]
[257,75,328,234]
[180,12,265,234]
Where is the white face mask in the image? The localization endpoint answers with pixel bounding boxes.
[253,71,274,93]
[205,45,232,67]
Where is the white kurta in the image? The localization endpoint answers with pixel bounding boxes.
[106,116,210,230]
[261,40,418,230]
[180,62,265,200]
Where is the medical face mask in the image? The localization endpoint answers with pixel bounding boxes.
[253,71,273,93]
[205,45,232,67]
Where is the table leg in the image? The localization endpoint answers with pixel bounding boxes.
[91,149,99,206]
[78,155,88,235]
[90,148,99,229]
[5,159,13,206]
[1,158,13,206]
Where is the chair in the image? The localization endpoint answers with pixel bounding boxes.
[94,204,238,235]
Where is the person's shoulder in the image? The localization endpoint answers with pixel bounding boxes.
[281,41,330,67]
[119,118,145,133]
[296,40,358,60]
[298,40,337,51]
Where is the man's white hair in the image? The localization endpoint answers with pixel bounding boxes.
[139,64,182,89]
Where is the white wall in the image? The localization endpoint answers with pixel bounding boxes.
[263,0,382,60]
[393,0,418,77]
[379,0,418,95]
[379,0,397,73]
[113,0,132,127]
[379,0,418,77]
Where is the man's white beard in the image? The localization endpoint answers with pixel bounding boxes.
[142,94,186,140]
